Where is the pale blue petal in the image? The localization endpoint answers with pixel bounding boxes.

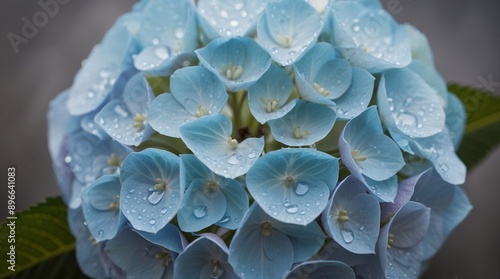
[268,100,337,146]
[331,67,374,119]
[316,240,368,267]
[331,2,411,72]
[67,24,140,115]
[179,114,265,179]
[272,220,326,262]
[217,179,249,229]
[135,223,186,254]
[81,114,107,140]
[293,43,353,105]
[323,176,380,254]
[247,148,338,225]
[196,0,268,38]
[170,66,228,115]
[195,36,272,92]
[377,68,445,138]
[148,93,196,138]
[340,106,404,181]
[380,172,420,222]
[406,24,434,67]
[81,174,124,242]
[229,205,294,279]
[248,64,296,124]
[177,178,227,232]
[120,149,181,233]
[138,0,198,53]
[363,175,398,203]
[104,228,173,279]
[390,201,431,249]
[408,61,447,107]
[286,260,355,279]
[173,235,238,279]
[180,154,217,192]
[257,0,322,66]
[445,92,466,148]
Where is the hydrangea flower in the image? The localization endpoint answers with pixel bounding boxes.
[47,0,474,278]
[174,234,238,279]
[228,204,326,279]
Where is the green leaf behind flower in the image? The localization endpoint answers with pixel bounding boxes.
[0,197,82,279]
[449,83,500,170]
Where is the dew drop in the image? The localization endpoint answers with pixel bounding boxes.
[219,216,231,223]
[194,206,207,218]
[286,204,299,214]
[295,183,309,196]
[227,153,239,165]
[137,214,143,220]
[341,228,354,244]
[160,207,168,214]
[148,191,165,205]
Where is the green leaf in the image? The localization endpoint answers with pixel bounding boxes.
[449,83,500,170]
[6,252,88,279]
[0,197,79,278]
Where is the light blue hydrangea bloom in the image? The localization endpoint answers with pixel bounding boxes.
[246,148,339,225]
[180,114,265,179]
[105,224,185,279]
[133,0,198,75]
[196,36,272,92]
[294,42,374,119]
[196,0,268,40]
[410,168,472,260]
[247,64,297,124]
[285,260,355,279]
[148,66,228,138]
[120,148,182,233]
[177,155,249,232]
[81,174,125,242]
[358,201,431,279]
[228,204,326,279]
[268,99,337,146]
[328,1,411,73]
[66,17,141,116]
[339,106,404,202]
[95,72,155,146]
[257,0,322,66]
[174,234,238,279]
[322,175,381,254]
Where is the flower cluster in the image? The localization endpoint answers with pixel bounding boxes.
[48,0,472,278]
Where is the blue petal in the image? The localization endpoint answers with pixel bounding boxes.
[246,148,339,225]
[331,67,374,119]
[406,24,434,67]
[179,114,265,179]
[330,2,411,72]
[323,175,380,254]
[445,92,466,148]
[95,73,154,146]
[389,201,431,249]
[216,179,249,229]
[196,0,268,38]
[269,100,337,146]
[120,148,181,233]
[196,36,272,92]
[81,174,124,242]
[380,172,420,222]
[104,227,173,279]
[410,169,472,259]
[294,43,352,101]
[247,64,297,124]
[363,175,398,203]
[272,219,326,262]
[228,204,294,279]
[340,106,404,182]
[67,23,140,115]
[138,0,198,53]
[180,154,217,191]
[135,223,187,254]
[177,178,227,232]
[407,61,447,107]
[81,114,107,140]
[377,68,445,138]
[173,234,238,279]
[133,46,198,76]
[148,93,195,138]
[286,260,355,279]
[257,0,322,66]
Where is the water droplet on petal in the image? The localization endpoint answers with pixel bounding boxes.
[227,154,239,165]
[341,228,354,244]
[160,207,168,214]
[148,191,165,205]
[194,206,207,218]
[286,204,299,214]
[295,183,309,196]
[149,219,156,225]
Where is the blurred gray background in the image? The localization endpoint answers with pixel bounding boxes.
[1,0,499,278]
